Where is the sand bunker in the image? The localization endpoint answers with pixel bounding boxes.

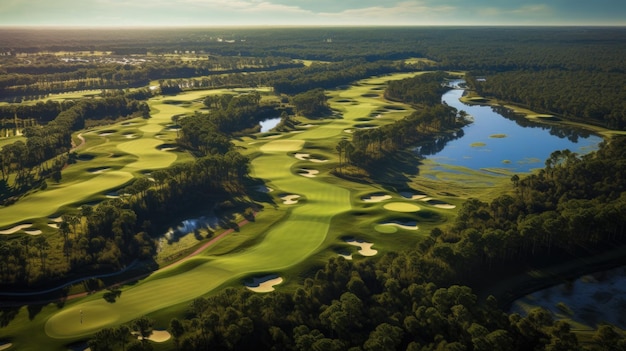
[298,168,319,178]
[124,134,137,139]
[421,198,456,209]
[343,129,354,134]
[346,239,377,257]
[294,153,327,163]
[379,221,418,231]
[362,194,392,203]
[48,223,59,229]
[24,229,42,235]
[400,192,428,200]
[433,203,456,209]
[133,330,171,343]
[281,194,301,205]
[98,132,114,136]
[383,202,421,212]
[0,343,13,351]
[245,275,284,293]
[0,223,33,234]
[295,153,309,160]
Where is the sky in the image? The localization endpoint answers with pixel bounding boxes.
[0,0,624,27]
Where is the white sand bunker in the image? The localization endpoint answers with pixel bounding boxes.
[124,134,137,139]
[0,223,34,234]
[281,194,301,205]
[346,239,377,257]
[433,203,456,209]
[383,202,421,213]
[24,229,43,235]
[48,223,59,229]
[98,132,114,136]
[379,221,418,230]
[362,194,392,203]
[294,153,328,163]
[0,343,13,351]
[133,330,171,343]
[421,198,456,209]
[400,192,428,200]
[343,129,354,134]
[298,168,319,178]
[245,275,283,293]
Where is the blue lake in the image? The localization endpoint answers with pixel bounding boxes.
[416,85,603,174]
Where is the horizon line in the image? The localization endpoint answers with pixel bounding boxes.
[1,23,625,30]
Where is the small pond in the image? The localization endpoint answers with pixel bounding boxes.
[415,81,603,173]
[259,117,281,132]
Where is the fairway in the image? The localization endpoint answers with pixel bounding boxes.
[43,72,426,338]
[0,89,215,228]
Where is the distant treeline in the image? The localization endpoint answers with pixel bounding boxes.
[466,70,626,130]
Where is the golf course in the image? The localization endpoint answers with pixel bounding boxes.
[1,72,461,349]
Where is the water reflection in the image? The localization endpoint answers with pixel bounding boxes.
[415,81,602,173]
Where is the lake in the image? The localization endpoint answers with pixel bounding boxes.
[415,83,603,174]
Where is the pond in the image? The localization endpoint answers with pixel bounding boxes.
[415,82,603,174]
[259,117,281,132]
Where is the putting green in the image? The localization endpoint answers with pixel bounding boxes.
[383,202,421,212]
[374,224,398,234]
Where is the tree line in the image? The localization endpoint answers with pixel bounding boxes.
[0,94,149,204]
[466,70,626,130]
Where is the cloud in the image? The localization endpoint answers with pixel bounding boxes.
[480,3,552,17]
[316,1,458,24]
[0,0,623,26]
